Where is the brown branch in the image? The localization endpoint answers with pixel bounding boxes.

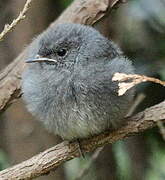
[0,100,164,179]
[112,73,165,96]
[74,93,146,180]
[112,73,165,139]
[0,0,33,41]
[0,0,165,179]
[0,0,121,112]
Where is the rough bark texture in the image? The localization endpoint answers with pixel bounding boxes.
[0,0,165,179]
[1,1,66,180]
[0,100,164,179]
[0,0,121,112]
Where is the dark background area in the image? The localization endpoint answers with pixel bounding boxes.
[0,0,165,179]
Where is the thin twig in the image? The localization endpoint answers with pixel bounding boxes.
[112,73,165,96]
[0,100,165,179]
[127,93,146,117]
[0,0,33,41]
[113,73,165,140]
[74,93,146,180]
[74,147,104,180]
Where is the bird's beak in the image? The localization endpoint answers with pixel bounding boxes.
[26,55,57,64]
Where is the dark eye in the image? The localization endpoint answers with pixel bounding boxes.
[57,48,67,57]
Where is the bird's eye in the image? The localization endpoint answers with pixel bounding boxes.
[57,48,67,57]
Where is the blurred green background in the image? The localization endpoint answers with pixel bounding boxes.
[0,0,165,179]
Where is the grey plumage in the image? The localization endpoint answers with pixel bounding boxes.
[22,23,134,140]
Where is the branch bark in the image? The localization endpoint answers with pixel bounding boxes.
[0,0,165,179]
[0,0,121,112]
[0,0,33,41]
[0,100,164,179]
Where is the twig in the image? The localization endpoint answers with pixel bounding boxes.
[0,100,165,180]
[0,0,164,178]
[113,73,165,141]
[112,73,165,96]
[0,0,123,112]
[127,93,146,117]
[0,0,33,41]
[74,147,104,180]
[74,93,146,180]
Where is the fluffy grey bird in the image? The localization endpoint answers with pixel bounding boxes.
[22,23,134,140]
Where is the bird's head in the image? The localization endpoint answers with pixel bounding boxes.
[25,23,121,72]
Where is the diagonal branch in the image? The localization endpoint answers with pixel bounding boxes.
[0,0,122,112]
[0,0,165,179]
[0,100,164,179]
[0,0,33,41]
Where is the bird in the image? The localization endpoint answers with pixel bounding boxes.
[22,23,134,141]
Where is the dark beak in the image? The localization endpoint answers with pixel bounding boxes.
[26,55,57,64]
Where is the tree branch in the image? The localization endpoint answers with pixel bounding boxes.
[0,0,121,112]
[112,73,165,96]
[0,0,165,179]
[0,100,164,179]
[0,0,33,41]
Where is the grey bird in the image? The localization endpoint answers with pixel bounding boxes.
[22,23,134,141]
